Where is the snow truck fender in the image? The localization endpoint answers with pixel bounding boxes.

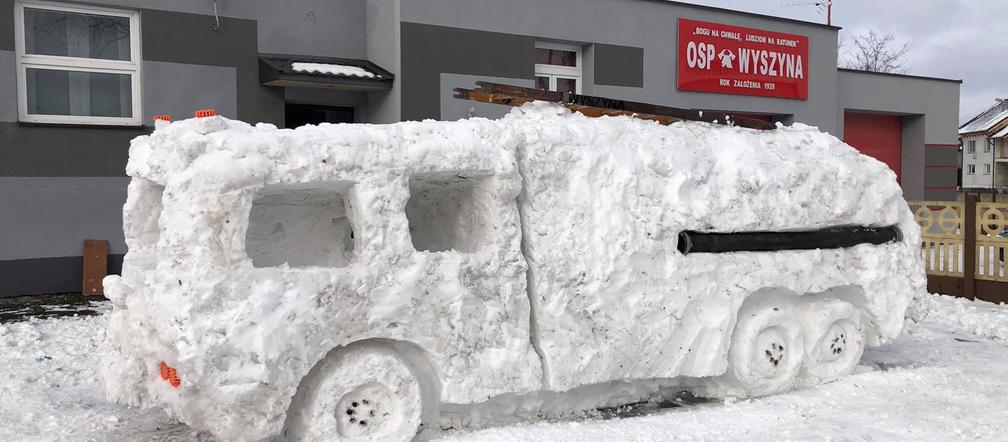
[283,338,441,440]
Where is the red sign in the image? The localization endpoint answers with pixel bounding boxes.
[677,18,809,100]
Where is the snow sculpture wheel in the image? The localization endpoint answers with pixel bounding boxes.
[726,299,805,395]
[799,299,865,381]
[285,345,424,441]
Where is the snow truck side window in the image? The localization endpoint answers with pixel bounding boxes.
[406,173,487,253]
[245,183,356,268]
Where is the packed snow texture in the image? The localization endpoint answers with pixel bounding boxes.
[290,62,378,78]
[101,103,924,440]
[6,293,1007,441]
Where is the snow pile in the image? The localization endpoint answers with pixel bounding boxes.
[908,293,1008,340]
[101,103,924,440]
[7,292,1008,440]
[290,62,378,78]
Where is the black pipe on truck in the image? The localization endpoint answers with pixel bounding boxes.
[677,225,902,255]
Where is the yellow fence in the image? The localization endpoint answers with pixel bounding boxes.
[909,200,964,277]
[976,203,1008,282]
[908,199,1008,282]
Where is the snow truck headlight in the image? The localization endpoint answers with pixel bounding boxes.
[158,361,181,388]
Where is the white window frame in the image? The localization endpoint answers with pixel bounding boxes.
[985,164,992,175]
[534,41,582,94]
[14,0,142,126]
[967,164,976,175]
[967,140,976,154]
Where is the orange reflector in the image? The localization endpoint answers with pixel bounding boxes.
[168,368,180,387]
[158,361,181,388]
[194,108,216,118]
[153,114,172,122]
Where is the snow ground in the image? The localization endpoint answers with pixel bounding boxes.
[1,293,1006,441]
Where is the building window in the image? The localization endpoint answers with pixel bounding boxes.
[985,164,992,175]
[15,1,141,125]
[534,42,582,94]
[984,140,992,153]
[967,140,976,154]
[967,164,976,175]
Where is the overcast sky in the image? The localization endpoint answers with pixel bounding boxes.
[682,0,1006,123]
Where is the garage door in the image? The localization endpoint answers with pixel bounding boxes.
[844,112,903,182]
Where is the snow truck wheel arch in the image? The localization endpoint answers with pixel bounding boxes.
[722,285,873,396]
[282,339,441,441]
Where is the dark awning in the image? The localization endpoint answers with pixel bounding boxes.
[259,54,394,92]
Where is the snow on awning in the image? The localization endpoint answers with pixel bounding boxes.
[290,62,378,78]
[259,55,394,92]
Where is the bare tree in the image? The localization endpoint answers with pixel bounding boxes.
[841,30,910,73]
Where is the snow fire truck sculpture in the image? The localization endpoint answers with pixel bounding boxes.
[101,100,924,441]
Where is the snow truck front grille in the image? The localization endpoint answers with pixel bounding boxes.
[677,225,902,255]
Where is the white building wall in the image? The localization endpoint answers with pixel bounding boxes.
[961,134,993,189]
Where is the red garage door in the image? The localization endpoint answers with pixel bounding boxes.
[843,112,903,182]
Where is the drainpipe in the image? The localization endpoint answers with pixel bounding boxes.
[990,137,997,192]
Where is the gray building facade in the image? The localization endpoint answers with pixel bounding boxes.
[0,0,960,296]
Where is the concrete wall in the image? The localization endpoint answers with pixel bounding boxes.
[364,0,401,123]
[0,3,237,295]
[400,0,841,133]
[143,61,238,121]
[837,69,962,200]
[95,0,367,59]
[401,23,535,121]
[0,0,383,296]
[837,70,961,143]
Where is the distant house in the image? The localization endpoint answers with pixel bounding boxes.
[959,99,1008,190]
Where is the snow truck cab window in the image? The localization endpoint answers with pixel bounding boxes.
[15,1,141,125]
[245,183,357,268]
[535,42,582,94]
[406,173,489,253]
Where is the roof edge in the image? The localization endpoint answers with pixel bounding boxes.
[641,0,842,30]
[838,68,963,84]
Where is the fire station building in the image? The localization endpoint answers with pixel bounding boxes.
[0,0,961,296]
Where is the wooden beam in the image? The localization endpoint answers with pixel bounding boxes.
[964,193,977,300]
[975,280,1008,304]
[462,81,777,130]
[455,89,685,126]
[82,239,108,296]
[926,274,962,297]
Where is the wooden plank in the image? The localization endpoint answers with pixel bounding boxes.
[457,82,777,130]
[456,89,686,126]
[964,193,978,299]
[927,274,962,297]
[975,280,1008,304]
[82,239,108,296]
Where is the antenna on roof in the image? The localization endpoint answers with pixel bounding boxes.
[781,0,833,26]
